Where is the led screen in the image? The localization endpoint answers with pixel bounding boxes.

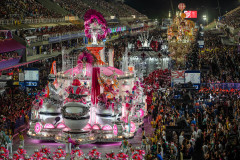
[184,11,197,18]
[24,70,39,81]
[185,72,201,84]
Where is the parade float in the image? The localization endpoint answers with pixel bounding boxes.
[167,3,198,64]
[27,10,146,144]
[126,31,170,77]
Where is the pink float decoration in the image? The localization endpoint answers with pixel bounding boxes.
[102,125,112,131]
[100,66,124,76]
[82,123,92,131]
[63,127,71,132]
[64,97,87,104]
[44,123,55,129]
[92,125,100,130]
[34,122,43,134]
[56,123,66,129]
[130,122,136,133]
[113,124,118,136]
[64,63,93,77]
[139,108,144,117]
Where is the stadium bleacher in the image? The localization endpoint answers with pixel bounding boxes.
[220,6,240,29]
[0,0,145,21]
[0,0,62,19]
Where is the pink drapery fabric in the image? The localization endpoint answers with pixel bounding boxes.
[91,67,100,105]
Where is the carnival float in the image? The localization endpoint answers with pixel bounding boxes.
[27,9,146,144]
[167,3,198,64]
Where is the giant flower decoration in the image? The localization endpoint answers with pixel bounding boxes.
[84,9,107,40]
[34,122,43,134]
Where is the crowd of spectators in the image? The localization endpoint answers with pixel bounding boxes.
[54,0,91,19]
[197,88,240,159]
[0,56,62,133]
[0,0,62,20]
[0,52,20,62]
[0,88,33,135]
[0,0,145,22]
[186,30,240,83]
[83,0,144,17]
[53,0,144,19]
[144,83,240,159]
[220,6,240,29]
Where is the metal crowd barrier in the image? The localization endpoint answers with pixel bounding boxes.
[201,83,240,90]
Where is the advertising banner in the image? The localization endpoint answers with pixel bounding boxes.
[49,32,85,43]
[171,70,185,86]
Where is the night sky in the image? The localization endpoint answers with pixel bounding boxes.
[125,0,239,22]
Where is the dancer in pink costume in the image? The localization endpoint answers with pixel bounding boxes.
[17,145,26,159]
[23,154,33,160]
[13,151,21,160]
[105,151,118,160]
[41,155,51,160]
[40,145,51,157]
[32,149,43,160]
[53,150,64,160]
[88,147,101,159]
[132,151,142,160]
[0,145,9,158]
[117,150,128,160]
[71,147,84,159]
[134,147,145,159]
[0,150,8,160]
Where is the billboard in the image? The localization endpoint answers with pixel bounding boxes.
[24,69,39,81]
[184,70,201,89]
[185,71,201,84]
[184,11,197,18]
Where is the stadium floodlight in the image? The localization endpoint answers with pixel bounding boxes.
[203,15,207,21]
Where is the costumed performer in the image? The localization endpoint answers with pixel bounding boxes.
[120,137,128,153]
[40,145,51,157]
[32,149,42,159]
[88,147,101,159]
[117,150,128,160]
[105,151,117,160]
